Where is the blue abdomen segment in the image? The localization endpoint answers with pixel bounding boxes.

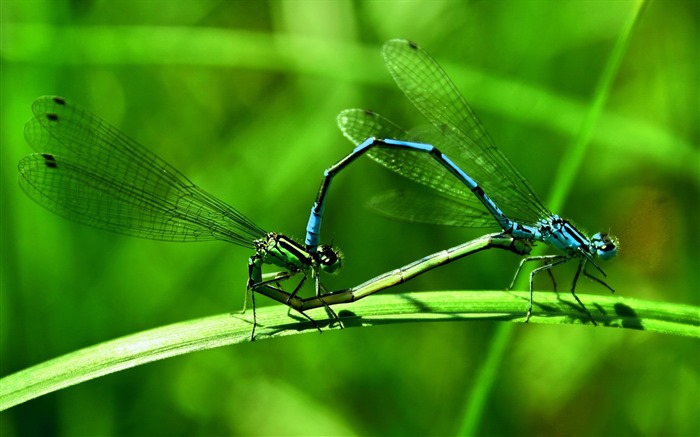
[305,137,494,250]
[305,137,517,250]
[305,202,324,247]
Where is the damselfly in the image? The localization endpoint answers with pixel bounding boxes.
[305,40,618,324]
[18,96,342,339]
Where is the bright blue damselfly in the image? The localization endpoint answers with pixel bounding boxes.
[305,39,618,324]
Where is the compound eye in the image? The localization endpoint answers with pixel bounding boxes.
[592,233,618,260]
[597,243,617,260]
[317,245,342,273]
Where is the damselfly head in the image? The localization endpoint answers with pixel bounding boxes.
[591,232,618,261]
[317,245,343,274]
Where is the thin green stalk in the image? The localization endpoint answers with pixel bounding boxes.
[1,290,697,412]
[548,0,648,210]
[456,3,647,435]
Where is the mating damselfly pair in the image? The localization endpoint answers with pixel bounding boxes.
[18,39,617,339]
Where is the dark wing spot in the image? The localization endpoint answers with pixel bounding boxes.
[407,40,418,50]
[53,97,66,105]
[41,154,58,168]
[46,113,59,122]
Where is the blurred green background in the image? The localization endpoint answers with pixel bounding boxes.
[2,0,698,435]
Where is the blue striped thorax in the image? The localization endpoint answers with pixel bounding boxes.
[525,216,617,261]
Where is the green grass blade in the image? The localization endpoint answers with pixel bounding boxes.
[548,0,647,210]
[1,290,697,412]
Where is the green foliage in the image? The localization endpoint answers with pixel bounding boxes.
[2,0,698,436]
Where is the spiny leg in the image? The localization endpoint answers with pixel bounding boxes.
[247,255,266,341]
[247,283,321,339]
[509,255,565,290]
[259,269,337,331]
[314,273,343,330]
[286,274,307,304]
[250,285,257,341]
[569,260,597,326]
[286,307,323,334]
[545,266,558,292]
[582,263,615,294]
[283,275,324,334]
[251,276,324,336]
[525,256,570,322]
[237,281,249,315]
[257,271,296,287]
